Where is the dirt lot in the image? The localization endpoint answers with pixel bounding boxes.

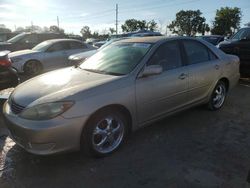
[0,81,250,188]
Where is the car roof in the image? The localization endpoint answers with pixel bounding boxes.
[200,35,224,38]
[117,36,194,44]
[44,39,82,43]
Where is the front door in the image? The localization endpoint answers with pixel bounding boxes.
[43,41,69,70]
[136,40,188,124]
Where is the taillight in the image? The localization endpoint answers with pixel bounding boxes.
[0,58,11,67]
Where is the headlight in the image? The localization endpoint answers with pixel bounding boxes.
[11,57,23,63]
[19,101,74,120]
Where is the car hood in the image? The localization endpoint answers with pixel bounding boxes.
[0,42,12,51]
[69,50,97,60]
[8,49,38,58]
[10,67,121,107]
[0,42,11,45]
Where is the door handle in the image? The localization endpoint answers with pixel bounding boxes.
[178,73,187,80]
[214,65,220,70]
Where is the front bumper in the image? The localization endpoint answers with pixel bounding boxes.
[3,102,89,155]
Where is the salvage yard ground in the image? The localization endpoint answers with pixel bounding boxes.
[0,80,250,188]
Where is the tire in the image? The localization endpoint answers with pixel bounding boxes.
[23,60,43,76]
[81,109,128,157]
[208,81,227,111]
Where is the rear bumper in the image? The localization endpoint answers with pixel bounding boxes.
[0,66,19,90]
[3,102,89,155]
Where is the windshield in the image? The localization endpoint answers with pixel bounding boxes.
[199,36,220,45]
[231,28,250,40]
[7,33,26,43]
[32,41,51,51]
[80,42,151,75]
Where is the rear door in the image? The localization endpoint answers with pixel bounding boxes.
[182,39,221,104]
[136,40,189,124]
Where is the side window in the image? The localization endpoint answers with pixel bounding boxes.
[240,29,250,39]
[20,34,38,43]
[69,41,87,49]
[148,41,182,71]
[183,40,210,65]
[232,29,245,40]
[47,42,69,52]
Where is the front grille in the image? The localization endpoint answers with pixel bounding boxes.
[10,99,25,114]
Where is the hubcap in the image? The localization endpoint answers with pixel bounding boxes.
[212,84,226,108]
[26,62,40,75]
[92,116,124,154]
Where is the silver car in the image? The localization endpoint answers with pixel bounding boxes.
[3,37,240,157]
[9,39,95,75]
[68,37,130,65]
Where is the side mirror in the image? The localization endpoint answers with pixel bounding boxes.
[140,65,163,77]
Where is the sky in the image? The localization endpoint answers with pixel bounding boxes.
[0,0,249,35]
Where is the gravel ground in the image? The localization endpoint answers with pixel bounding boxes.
[0,81,250,188]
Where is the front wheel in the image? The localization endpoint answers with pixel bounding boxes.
[208,81,227,110]
[82,109,128,157]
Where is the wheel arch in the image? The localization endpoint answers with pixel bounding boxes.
[22,59,43,74]
[84,104,133,134]
[23,59,43,70]
[219,77,229,91]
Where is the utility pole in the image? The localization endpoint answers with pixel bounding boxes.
[57,16,60,29]
[116,4,118,34]
[31,21,33,32]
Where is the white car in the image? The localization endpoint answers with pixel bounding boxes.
[9,39,95,75]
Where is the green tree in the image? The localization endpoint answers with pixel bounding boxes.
[0,27,11,33]
[80,26,92,40]
[49,25,64,34]
[109,28,116,34]
[201,23,210,35]
[121,19,141,32]
[147,20,158,31]
[168,10,207,36]
[211,7,242,35]
[121,19,158,32]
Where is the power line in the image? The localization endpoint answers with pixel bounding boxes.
[116,4,118,34]
[119,0,200,14]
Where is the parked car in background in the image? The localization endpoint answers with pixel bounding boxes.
[85,38,99,45]
[93,40,107,48]
[197,35,224,45]
[9,39,95,75]
[131,32,162,37]
[3,37,239,157]
[0,32,67,52]
[68,37,129,65]
[217,27,250,76]
[0,51,19,90]
[109,30,162,40]
[0,32,19,42]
